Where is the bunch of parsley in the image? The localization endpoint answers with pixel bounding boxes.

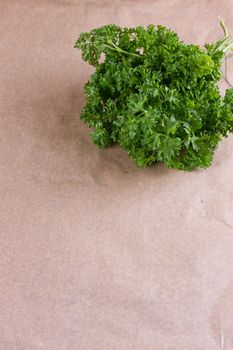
[74,21,233,171]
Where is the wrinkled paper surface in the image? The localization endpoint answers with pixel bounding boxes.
[1,0,233,349]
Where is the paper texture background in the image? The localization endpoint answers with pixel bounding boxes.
[1,0,233,349]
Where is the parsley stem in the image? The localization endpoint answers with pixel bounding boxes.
[220,19,228,37]
[213,21,233,55]
[104,42,142,58]
[215,36,230,51]
[223,42,233,53]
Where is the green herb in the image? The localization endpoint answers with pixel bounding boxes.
[74,21,233,171]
